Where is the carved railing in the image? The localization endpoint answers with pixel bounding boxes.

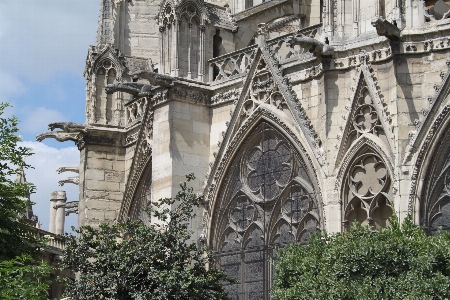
[125,97,148,126]
[208,44,257,84]
[34,228,65,252]
[266,24,321,65]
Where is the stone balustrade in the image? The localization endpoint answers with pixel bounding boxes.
[208,44,257,84]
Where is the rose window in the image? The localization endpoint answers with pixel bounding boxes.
[247,134,291,201]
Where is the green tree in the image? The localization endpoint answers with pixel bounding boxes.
[272,217,450,300]
[0,255,52,300]
[62,174,233,300]
[0,103,52,299]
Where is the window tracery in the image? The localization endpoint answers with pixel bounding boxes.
[212,122,320,299]
[343,150,392,229]
[420,128,450,234]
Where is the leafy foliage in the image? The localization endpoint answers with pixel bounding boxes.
[272,217,450,300]
[62,174,233,300]
[0,103,39,261]
[0,255,52,300]
[0,103,53,298]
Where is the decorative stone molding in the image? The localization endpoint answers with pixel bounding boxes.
[260,46,325,166]
[56,166,79,174]
[204,105,324,229]
[407,60,450,149]
[408,104,450,214]
[119,98,154,221]
[335,135,395,192]
[211,88,242,105]
[58,176,80,186]
[335,57,394,167]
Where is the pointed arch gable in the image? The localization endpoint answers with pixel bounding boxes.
[335,134,395,193]
[118,105,154,221]
[206,106,324,247]
[335,63,394,168]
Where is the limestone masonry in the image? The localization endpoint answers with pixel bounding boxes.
[37,0,450,298]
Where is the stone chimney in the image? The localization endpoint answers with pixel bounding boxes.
[49,191,66,235]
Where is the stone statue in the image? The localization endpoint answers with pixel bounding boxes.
[129,70,174,87]
[286,33,334,56]
[105,82,153,97]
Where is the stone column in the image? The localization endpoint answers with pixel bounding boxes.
[49,191,66,235]
[199,25,205,82]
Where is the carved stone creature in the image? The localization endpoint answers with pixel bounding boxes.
[36,122,86,143]
[48,122,86,133]
[371,17,401,41]
[56,166,79,174]
[130,70,174,87]
[58,176,80,186]
[105,82,153,97]
[286,33,334,56]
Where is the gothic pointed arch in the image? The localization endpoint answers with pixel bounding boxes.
[118,102,154,221]
[410,104,450,234]
[84,45,127,125]
[335,59,394,167]
[208,120,323,299]
[337,138,394,230]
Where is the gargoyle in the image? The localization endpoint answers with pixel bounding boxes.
[36,122,86,144]
[56,166,79,174]
[58,176,80,186]
[105,82,153,97]
[371,17,401,41]
[54,201,79,216]
[286,33,334,56]
[36,131,81,143]
[130,70,174,87]
[48,122,86,133]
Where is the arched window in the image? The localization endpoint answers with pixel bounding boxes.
[342,148,393,229]
[211,122,321,299]
[130,162,152,225]
[420,127,450,234]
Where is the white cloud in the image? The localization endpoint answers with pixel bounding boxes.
[20,107,67,134]
[19,141,80,233]
[0,1,99,80]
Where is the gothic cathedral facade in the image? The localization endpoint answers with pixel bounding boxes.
[37,0,450,298]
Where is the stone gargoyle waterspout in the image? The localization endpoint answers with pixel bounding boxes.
[286,33,334,56]
[105,82,153,97]
[36,122,87,147]
[129,70,174,87]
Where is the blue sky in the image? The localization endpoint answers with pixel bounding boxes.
[0,1,100,232]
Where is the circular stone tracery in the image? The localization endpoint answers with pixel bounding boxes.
[246,134,292,201]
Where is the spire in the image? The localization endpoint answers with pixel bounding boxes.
[96,0,114,45]
[14,167,36,222]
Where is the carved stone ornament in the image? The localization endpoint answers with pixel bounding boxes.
[371,17,401,41]
[285,32,334,56]
[129,70,174,87]
[56,166,79,174]
[119,96,155,221]
[36,122,87,150]
[105,82,153,98]
[335,62,394,167]
[58,176,80,186]
[210,122,321,297]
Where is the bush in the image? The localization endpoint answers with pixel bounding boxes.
[272,216,450,300]
[62,174,233,300]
